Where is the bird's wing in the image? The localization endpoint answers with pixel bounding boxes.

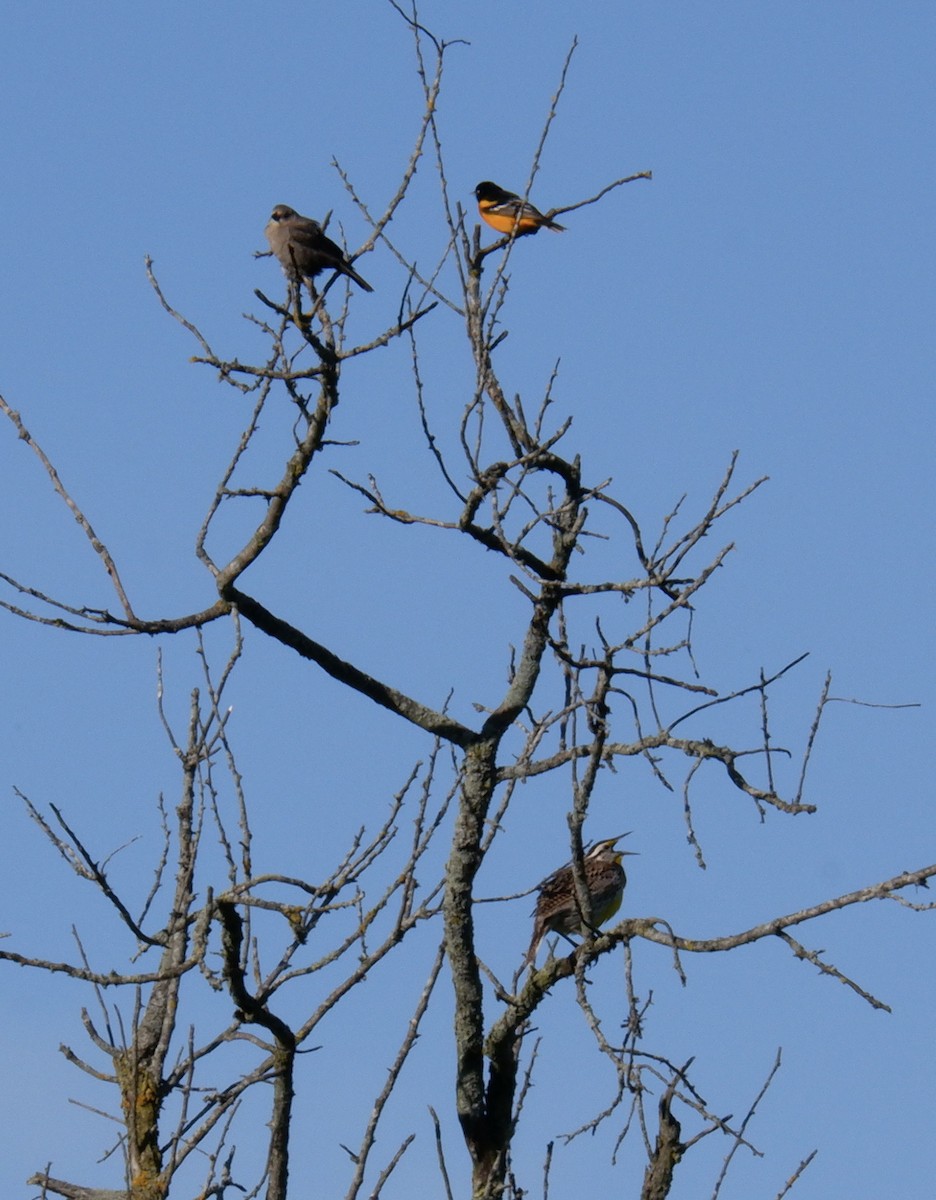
[286,219,323,246]
[530,861,573,912]
[294,223,348,266]
[488,196,545,221]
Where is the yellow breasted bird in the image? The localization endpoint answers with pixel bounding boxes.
[474,180,566,236]
[525,835,636,967]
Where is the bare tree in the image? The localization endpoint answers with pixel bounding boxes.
[1,8,932,1200]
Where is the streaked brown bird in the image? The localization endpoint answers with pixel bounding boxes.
[525,834,636,967]
[474,180,566,236]
[264,203,373,293]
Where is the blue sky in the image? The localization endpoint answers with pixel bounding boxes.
[1,3,933,1198]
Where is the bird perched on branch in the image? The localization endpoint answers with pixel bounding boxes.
[264,203,373,293]
[525,834,636,967]
[474,180,566,236]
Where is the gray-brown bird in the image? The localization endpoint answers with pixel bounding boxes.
[525,835,636,967]
[264,204,373,293]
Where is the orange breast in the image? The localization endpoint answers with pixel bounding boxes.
[478,204,541,235]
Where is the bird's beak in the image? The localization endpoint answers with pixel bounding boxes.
[600,833,639,855]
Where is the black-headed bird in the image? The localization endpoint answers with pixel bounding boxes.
[474,180,566,236]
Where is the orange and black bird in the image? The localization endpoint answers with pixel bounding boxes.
[474,180,566,236]
[265,204,373,293]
